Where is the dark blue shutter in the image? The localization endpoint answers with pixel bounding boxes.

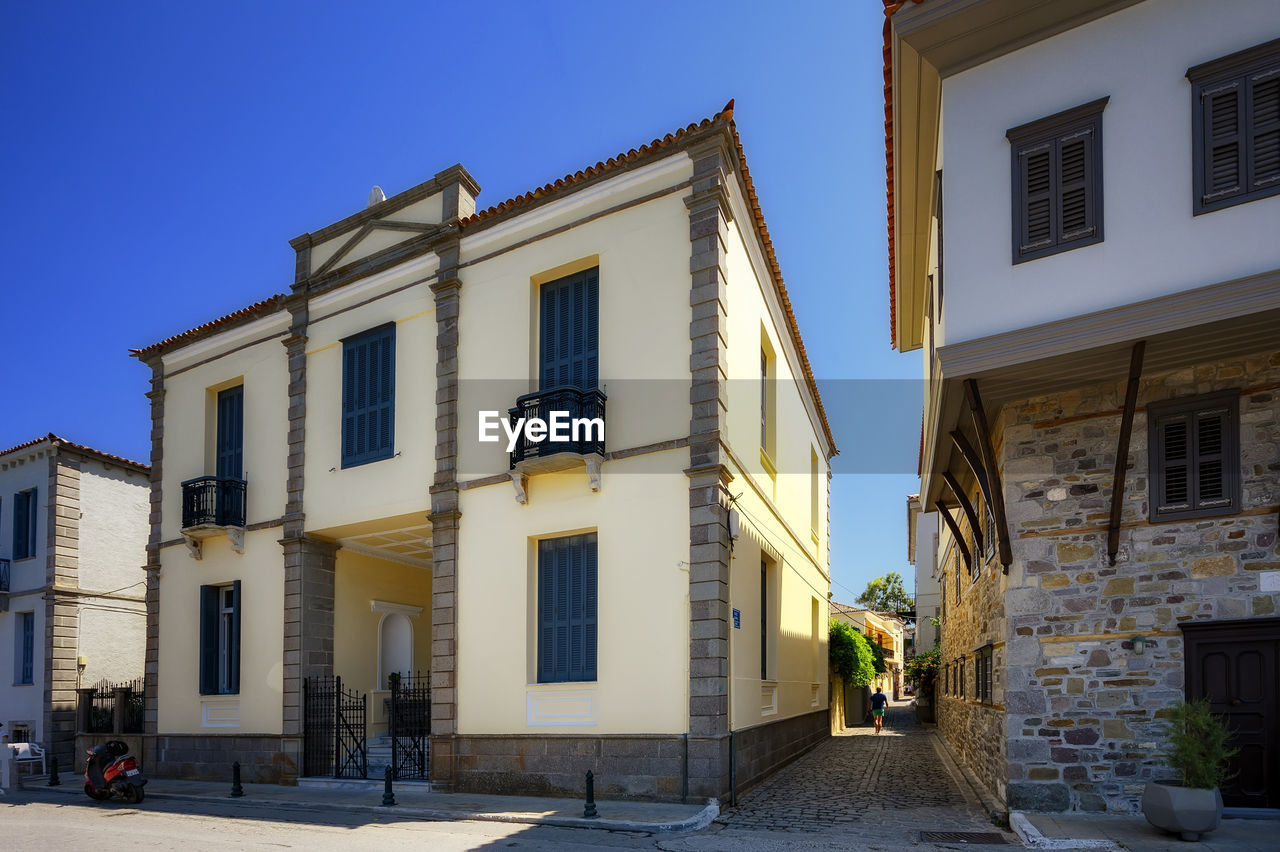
[199,585,219,694]
[216,386,244,480]
[342,324,396,467]
[230,580,242,694]
[13,491,28,559]
[537,533,598,683]
[539,269,598,391]
[21,612,34,683]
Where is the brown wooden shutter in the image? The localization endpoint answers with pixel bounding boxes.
[1203,82,1244,204]
[1248,68,1280,191]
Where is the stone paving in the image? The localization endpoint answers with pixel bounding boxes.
[699,701,1019,849]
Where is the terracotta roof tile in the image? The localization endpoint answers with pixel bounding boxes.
[131,294,287,359]
[0,433,150,471]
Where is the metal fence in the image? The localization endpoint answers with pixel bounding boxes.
[80,677,145,734]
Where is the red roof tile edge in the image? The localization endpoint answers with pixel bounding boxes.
[883,0,924,350]
[128,104,836,454]
[0,433,150,471]
[131,294,287,359]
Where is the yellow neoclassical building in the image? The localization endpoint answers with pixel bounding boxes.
[133,102,836,801]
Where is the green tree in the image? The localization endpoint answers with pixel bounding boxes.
[856,571,914,613]
[828,619,876,687]
[866,636,886,674]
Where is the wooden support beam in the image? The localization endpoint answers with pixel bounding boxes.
[950,430,992,508]
[941,470,983,557]
[962,379,1012,572]
[934,500,972,577]
[1108,341,1146,566]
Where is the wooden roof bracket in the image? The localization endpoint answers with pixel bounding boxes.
[962,379,1013,573]
[934,500,973,577]
[941,470,984,556]
[1108,340,1146,566]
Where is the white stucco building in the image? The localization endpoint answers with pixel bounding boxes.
[0,434,150,770]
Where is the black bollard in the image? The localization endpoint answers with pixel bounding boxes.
[230,761,244,797]
[381,765,396,806]
[48,756,60,786]
[583,770,598,819]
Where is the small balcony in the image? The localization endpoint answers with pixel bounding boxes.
[506,386,606,502]
[0,558,9,611]
[180,476,247,560]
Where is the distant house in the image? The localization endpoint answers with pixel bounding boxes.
[830,601,904,698]
[908,495,941,656]
[132,102,837,800]
[0,435,149,772]
[887,0,1280,813]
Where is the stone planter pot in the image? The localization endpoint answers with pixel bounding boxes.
[1141,780,1222,841]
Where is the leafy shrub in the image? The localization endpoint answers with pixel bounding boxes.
[904,647,940,698]
[829,619,876,687]
[1163,699,1237,789]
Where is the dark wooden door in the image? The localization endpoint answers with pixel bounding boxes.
[1183,619,1280,809]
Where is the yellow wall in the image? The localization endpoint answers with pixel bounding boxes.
[333,549,432,731]
[456,460,690,735]
[155,529,284,733]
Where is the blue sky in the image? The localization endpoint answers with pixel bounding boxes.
[0,1,921,604]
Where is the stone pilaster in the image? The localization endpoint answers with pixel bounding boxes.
[280,536,337,740]
[142,361,164,740]
[282,296,309,538]
[684,137,735,800]
[44,450,82,771]
[428,232,462,789]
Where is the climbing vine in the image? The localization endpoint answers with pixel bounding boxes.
[829,619,876,687]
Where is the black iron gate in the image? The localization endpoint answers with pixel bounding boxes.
[388,671,431,780]
[303,675,367,779]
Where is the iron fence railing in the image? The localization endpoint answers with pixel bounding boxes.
[82,677,145,734]
[181,476,247,528]
[508,386,606,467]
[303,676,367,779]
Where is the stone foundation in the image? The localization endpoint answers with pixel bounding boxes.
[143,734,300,785]
[732,708,829,796]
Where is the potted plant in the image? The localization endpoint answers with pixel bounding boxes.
[1141,699,1236,842]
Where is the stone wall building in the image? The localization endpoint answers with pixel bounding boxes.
[889,0,1280,813]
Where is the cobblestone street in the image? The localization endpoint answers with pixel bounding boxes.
[663,701,1018,850]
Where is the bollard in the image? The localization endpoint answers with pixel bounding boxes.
[230,761,244,797]
[381,765,396,806]
[583,770,598,819]
[48,756,61,786]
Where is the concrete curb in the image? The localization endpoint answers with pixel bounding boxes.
[20,781,718,834]
[1010,812,1117,850]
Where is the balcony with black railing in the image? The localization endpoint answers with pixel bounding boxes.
[506,386,606,501]
[0,558,10,610]
[180,477,247,559]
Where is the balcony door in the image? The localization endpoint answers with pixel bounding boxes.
[540,269,599,391]
[216,385,244,480]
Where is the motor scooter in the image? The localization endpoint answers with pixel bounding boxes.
[84,740,146,803]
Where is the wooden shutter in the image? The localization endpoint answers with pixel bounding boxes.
[1058,128,1096,241]
[536,534,598,683]
[1151,393,1239,520]
[342,324,396,467]
[14,490,29,559]
[537,539,555,682]
[230,580,242,694]
[539,269,599,391]
[1202,82,1244,203]
[216,386,244,480]
[1018,142,1054,255]
[1247,69,1280,191]
[199,585,219,694]
[21,612,34,683]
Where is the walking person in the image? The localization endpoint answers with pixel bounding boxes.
[868,686,889,734]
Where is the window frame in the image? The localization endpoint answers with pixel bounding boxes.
[200,581,241,695]
[13,488,37,561]
[976,644,994,705]
[15,611,35,685]
[1148,390,1241,522]
[1007,97,1108,264]
[341,323,397,469]
[538,267,600,392]
[1188,38,1280,215]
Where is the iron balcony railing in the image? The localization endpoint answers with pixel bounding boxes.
[181,476,247,528]
[508,386,606,468]
[0,558,9,593]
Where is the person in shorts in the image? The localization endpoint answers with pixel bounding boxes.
[868,687,888,733]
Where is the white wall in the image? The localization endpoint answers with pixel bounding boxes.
[78,461,150,594]
[940,0,1280,345]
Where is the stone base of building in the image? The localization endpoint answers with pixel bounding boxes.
[732,708,830,797]
[116,734,301,785]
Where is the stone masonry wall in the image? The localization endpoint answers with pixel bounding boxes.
[999,347,1280,813]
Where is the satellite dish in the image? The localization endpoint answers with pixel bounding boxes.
[368,186,386,207]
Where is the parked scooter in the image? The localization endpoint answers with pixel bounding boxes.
[83,740,146,803]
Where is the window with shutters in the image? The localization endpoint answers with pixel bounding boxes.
[12,488,37,560]
[216,385,244,481]
[539,268,599,391]
[199,581,241,695]
[341,323,396,468]
[976,644,993,705]
[1148,391,1241,522]
[1007,98,1108,264]
[1188,38,1280,214]
[15,611,35,684]
[536,533,597,683]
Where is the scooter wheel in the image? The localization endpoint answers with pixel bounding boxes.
[84,783,109,801]
[123,784,145,804]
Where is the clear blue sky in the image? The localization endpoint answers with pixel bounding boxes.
[0,1,921,604]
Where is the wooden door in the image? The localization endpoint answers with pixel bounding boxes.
[1183,619,1280,809]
